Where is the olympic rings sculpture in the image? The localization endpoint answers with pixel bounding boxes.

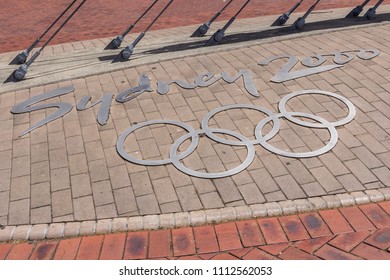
[116,90,356,179]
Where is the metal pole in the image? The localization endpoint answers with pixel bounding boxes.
[11,0,78,64]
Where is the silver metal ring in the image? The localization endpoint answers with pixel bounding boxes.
[278,90,356,128]
[201,104,280,145]
[170,128,256,178]
[116,120,199,166]
[255,112,338,158]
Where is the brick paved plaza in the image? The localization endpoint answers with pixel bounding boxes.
[0,0,389,260]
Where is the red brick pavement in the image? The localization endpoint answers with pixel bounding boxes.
[1,0,390,53]
[1,202,389,260]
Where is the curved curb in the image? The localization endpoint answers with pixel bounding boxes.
[1,188,389,242]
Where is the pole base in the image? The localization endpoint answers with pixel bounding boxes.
[205,29,225,46]
[191,23,210,37]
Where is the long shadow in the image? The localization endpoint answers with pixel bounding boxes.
[143,13,390,55]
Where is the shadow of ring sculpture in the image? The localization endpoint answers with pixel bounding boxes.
[116,90,356,179]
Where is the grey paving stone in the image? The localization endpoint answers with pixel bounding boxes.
[294,199,314,213]
[46,223,65,239]
[29,224,49,241]
[237,183,266,204]
[31,161,50,184]
[174,212,190,227]
[130,171,154,196]
[49,148,68,169]
[214,177,242,203]
[74,196,96,220]
[51,168,70,192]
[159,213,175,229]
[64,222,81,238]
[351,146,384,169]
[79,221,96,236]
[275,175,306,200]
[250,168,279,194]
[0,191,9,217]
[89,159,109,183]
[351,191,371,205]
[52,189,73,217]
[345,159,378,184]
[112,218,128,232]
[12,225,32,241]
[176,185,203,211]
[71,173,92,198]
[8,199,30,225]
[235,205,252,219]
[143,215,159,230]
[372,167,390,187]
[160,201,182,213]
[127,217,143,231]
[137,194,160,215]
[365,189,385,203]
[310,166,343,193]
[191,177,216,194]
[307,197,327,210]
[263,202,282,217]
[113,187,137,215]
[31,206,51,224]
[0,170,11,192]
[200,192,224,209]
[31,182,51,208]
[206,209,223,224]
[109,165,131,190]
[11,156,30,178]
[96,204,117,219]
[337,174,366,192]
[190,210,206,226]
[92,180,114,207]
[96,219,112,234]
[285,160,315,185]
[265,191,286,202]
[336,193,355,207]
[279,200,297,215]
[0,226,15,242]
[68,153,88,175]
[322,195,342,208]
[152,177,177,204]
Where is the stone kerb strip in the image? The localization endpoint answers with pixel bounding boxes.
[1,189,389,242]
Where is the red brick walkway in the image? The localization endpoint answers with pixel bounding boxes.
[1,201,389,260]
[2,0,390,53]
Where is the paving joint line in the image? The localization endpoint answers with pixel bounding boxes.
[1,189,389,242]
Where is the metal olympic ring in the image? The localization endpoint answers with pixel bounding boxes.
[278,90,356,128]
[201,104,280,146]
[116,90,357,178]
[170,128,256,179]
[255,112,339,158]
[116,120,199,166]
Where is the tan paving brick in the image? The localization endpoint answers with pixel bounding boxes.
[113,187,137,215]
[52,190,73,218]
[152,177,177,204]
[136,194,160,215]
[310,166,343,193]
[73,196,96,221]
[88,159,109,183]
[31,161,50,184]
[92,180,114,207]
[8,198,30,225]
[68,153,88,175]
[237,183,266,205]
[345,159,378,185]
[10,176,30,201]
[11,156,30,178]
[0,170,11,192]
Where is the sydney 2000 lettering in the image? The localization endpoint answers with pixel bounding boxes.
[9,49,378,178]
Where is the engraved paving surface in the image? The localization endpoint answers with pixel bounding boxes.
[0,23,389,226]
